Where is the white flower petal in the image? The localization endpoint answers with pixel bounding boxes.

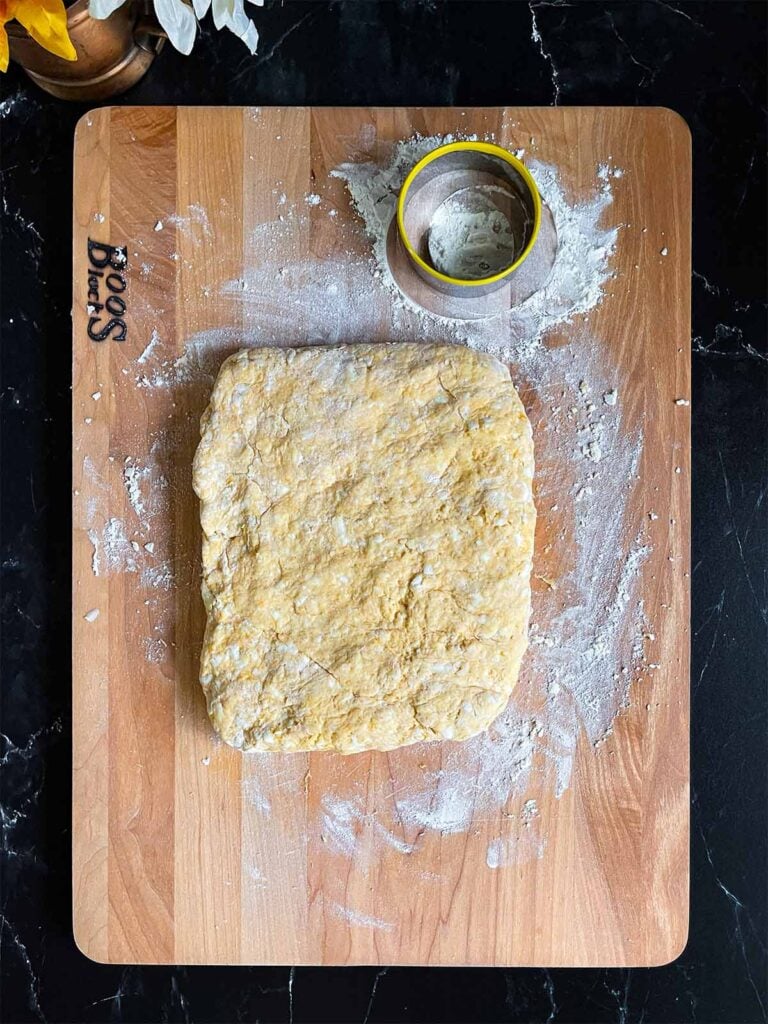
[210,0,258,51]
[89,0,129,19]
[228,14,258,53]
[246,0,264,6]
[154,0,198,55]
[191,0,211,16]
[227,3,248,32]
[225,0,259,48]
[211,0,233,30]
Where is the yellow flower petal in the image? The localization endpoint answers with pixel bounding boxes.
[0,0,20,21]
[0,0,20,67]
[13,0,76,62]
[0,24,9,72]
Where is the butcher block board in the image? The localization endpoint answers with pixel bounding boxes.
[72,107,690,966]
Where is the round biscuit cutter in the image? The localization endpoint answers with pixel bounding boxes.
[389,141,557,321]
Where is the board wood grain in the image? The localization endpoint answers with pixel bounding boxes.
[72,107,690,966]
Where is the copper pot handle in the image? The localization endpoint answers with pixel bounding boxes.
[134,4,167,54]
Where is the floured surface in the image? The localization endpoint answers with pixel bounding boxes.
[72,107,690,966]
[194,344,535,754]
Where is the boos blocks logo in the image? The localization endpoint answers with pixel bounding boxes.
[86,239,128,342]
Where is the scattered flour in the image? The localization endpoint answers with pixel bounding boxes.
[522,798,539,823]
[319,797,361,858]
[395,708,539,835]
[86,529,101,576]
[597,162,624,182]
[328,903,395,932]
[486,829,546,869]
[141,562,173,590]
[167,203,212,239]
[313,709,546,869]
[137,328,161,364]
[134,326,248,391]
[90,517,138,574]
[123,458,147,517]
[142,637,168,664]
[86,132,653,874]
[319,795,417,857]
[243,775,272,815]
[83,455,108,527]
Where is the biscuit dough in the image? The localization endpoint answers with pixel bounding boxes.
[193,343,535,754]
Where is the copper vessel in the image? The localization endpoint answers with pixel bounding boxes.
[7,0,164,101]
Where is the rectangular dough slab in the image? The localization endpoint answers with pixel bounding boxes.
[193,342,535,754]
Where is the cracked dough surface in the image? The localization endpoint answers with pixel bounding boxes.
[193,343,535,754]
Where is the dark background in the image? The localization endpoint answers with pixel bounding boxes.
[1,2,766,1022]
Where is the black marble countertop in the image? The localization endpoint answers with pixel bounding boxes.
[1,2,766,1022]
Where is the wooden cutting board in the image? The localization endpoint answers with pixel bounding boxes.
[72,107,690,966]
